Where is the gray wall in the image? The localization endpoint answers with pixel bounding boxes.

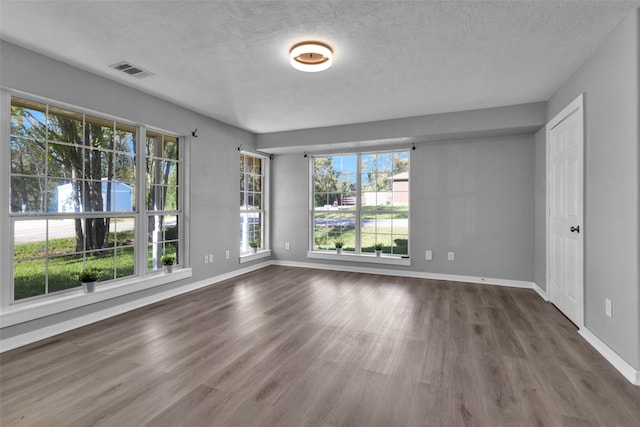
[272,134,536,282]
[0,41,260,339]
[547,10,639,369]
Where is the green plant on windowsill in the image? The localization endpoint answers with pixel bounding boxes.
[78,268,99,283]
[161,254,175,274]
[161,254,175,266]
[78,268,100,293]
[334,240,344,253]
[249,240,260,253]
[374,243,383,256]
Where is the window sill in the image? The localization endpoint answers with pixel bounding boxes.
[307,251,411,266]
[0,268,193,328]
[239,249,272,264]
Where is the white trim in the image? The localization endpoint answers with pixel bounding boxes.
[274,259,534,289]
[239,249,272,264]
[0,90,11,308]
[533,282,549,301]
[0,261,269,352]
[579,328,640,386]
[307,251,411,266]
[546,93,584,328]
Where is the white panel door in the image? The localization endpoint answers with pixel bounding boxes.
[548,97,584,327]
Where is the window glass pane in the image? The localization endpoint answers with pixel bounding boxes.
[101,181,134,212]
[114,217,135,247]
[85,115,114,150]
[313,213,356,251]
[11,97,46,139]
[13,219,47,300]
[86,249,115,282]
[248,174,261,193]
[82,217,116,251]
[115,153,136,185]
[115,123,136,154]
[163,136,178,160]
[146,157,162,185]
[360,215,409,254]
[11,176,46,213]
[116,247,135,278]
[165,185,178,210]
[11,137,45,176]
[162,161,178,184]
[47,178,77,213]
[14,259,46,300]
[147,214,179,271]
[240,212,262,252]
[88,149,114,180]
[146,131,162,157]
[48,253,84,293]
[48,106,83,144]
[47,143,79,179]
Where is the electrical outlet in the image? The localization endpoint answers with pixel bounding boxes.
[209,254,213,263]
[225,250,230,260]
[448,252,455,261]
[204,255,208,264]
[285,242,290,250]
[605,298,612,318]
[425,250,433,261]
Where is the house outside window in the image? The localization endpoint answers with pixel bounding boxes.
[311,150,409,256]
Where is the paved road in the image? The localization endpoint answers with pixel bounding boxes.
[14,219,136,244]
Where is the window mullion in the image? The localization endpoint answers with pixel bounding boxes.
[135,126,146,276]
[356,153,362,253]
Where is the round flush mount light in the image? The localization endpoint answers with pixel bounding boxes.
[289,42,333,72]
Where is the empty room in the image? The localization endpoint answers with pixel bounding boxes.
[1,1,640,426]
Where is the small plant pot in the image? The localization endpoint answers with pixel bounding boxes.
[375,249,382,257]
[336,248,342,254]
[252,247,258,254]
[163,265,173,274]
[82,281,96,293]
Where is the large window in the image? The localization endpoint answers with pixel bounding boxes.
[8,94,183,302]
[240,152,268,253]
[312,150,409,256]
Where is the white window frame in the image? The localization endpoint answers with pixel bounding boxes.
[0,88,191,326]
[239,150,271,263]
[307,149,411,266]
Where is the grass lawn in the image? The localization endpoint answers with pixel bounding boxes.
[314,225,408,255]
[14,229,142,300]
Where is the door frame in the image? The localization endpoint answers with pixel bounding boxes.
[545,93,585,329]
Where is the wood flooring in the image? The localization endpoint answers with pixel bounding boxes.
[1,266,640,426]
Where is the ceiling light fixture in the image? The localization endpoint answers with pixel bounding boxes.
[289,42,333,72]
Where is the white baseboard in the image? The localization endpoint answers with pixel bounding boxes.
[578,328,640,386]
[533,282,549,301]
[272,259,535,289]
[0,261,270,353]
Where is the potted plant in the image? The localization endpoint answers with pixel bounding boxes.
[374,243,384,257]
[78,268,99,293]
[161,254,175,273]
[334,240,344,254]
[249,240,260,253]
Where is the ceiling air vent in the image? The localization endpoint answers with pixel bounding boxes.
[109,61,154,78]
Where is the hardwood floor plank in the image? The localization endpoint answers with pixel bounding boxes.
[2,266,640,426]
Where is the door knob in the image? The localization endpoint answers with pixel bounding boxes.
[570,225,580,233]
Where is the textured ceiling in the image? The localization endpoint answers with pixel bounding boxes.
[1,1,639,133]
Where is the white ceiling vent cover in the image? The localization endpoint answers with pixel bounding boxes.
[109,61,154,78]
